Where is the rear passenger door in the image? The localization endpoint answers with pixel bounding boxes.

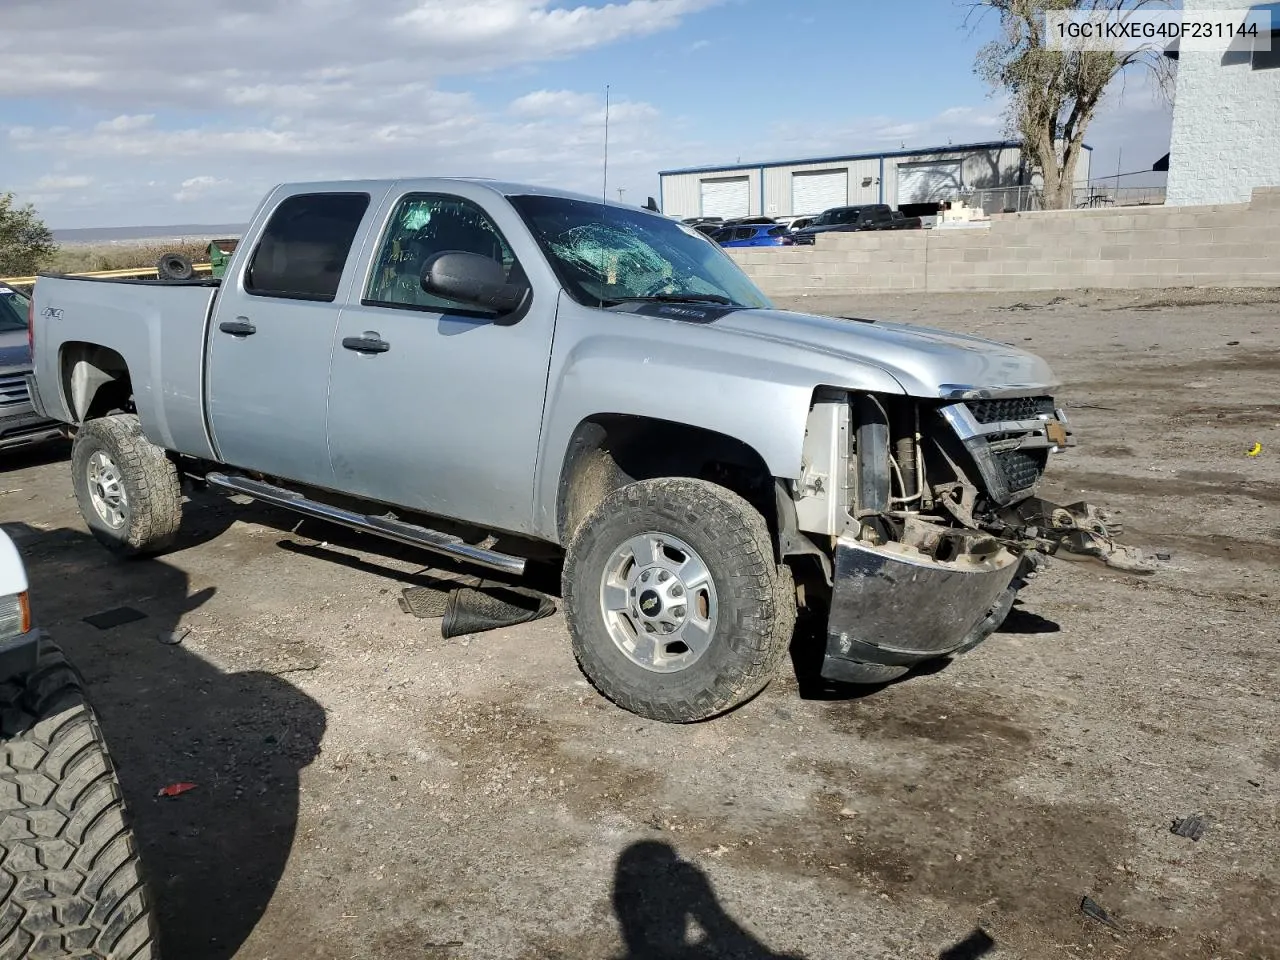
[206,186,389,486]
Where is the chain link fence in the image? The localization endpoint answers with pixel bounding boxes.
[963,184,1167,215]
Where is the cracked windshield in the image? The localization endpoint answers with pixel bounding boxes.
[509,194,771,309]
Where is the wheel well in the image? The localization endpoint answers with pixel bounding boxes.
[555,415,780,553]
[60,343,133,422]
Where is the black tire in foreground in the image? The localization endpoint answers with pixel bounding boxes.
[71,415,182,558]
[563,477,796,723]
[0,639,159,959]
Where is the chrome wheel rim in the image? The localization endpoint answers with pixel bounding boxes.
[87,450,127,529]
[599,531,718,674]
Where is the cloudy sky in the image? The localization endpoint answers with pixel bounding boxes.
[1,0,1173,229]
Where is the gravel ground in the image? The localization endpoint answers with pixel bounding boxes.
[1,287,1277,960]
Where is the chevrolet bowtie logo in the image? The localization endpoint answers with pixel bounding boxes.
[642,598,659,612]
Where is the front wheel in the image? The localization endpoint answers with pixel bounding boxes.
[71,415,182,557]
[562,478,796,723]
[0,640,159,958]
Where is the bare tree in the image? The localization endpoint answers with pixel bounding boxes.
[970,0,1175,209]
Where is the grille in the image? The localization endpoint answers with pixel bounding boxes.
[994,449,1048,493]
[0,375,30,408]
[966,396,1055,424]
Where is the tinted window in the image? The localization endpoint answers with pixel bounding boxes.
[0,287,29,332]
[767,226,787,237]
[814,208,858,226]
[364,194,520,316]
[245,193,370,301]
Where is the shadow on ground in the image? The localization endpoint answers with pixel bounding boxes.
[611,841,998,960]
[613,840,804,960]
[9,521,325,960]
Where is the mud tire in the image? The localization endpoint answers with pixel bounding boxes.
[0,639,160,959]
[563,478,796,723]
[155,254,193,282]
[71,415,181,558]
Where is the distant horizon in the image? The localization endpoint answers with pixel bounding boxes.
[52,223,248,245]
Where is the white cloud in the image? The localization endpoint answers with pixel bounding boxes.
[95,114,154,133]
[0,0,718,225]
[0,0,720,110]
[174,176,232,201]
[510,89,599,117]
[33,175,92,189]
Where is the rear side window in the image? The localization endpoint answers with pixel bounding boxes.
[245,193,371,302]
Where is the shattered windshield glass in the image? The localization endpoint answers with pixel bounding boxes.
[507,194,772,309]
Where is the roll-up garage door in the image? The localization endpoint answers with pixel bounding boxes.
[897,160,963,203]
[791,170,848,214]
[699,177,750,219]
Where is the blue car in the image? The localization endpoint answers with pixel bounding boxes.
[711,224,794,248]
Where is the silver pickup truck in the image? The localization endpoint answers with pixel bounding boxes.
[26,178,1143,722]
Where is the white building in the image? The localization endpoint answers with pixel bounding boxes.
[658,140,1091,220]
[1166,0,1280,205]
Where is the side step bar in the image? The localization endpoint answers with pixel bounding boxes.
[204,472,526,576]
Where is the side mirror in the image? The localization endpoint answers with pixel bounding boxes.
[421,252,529,317]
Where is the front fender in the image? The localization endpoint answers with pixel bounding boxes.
[531,299,906,541]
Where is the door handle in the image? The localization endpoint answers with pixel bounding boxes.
[219,319,257,337]
[342,336,390,354]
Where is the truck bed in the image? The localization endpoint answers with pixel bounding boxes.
[32,274,221,460]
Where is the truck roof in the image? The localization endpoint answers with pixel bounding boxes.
[272,177,645,212]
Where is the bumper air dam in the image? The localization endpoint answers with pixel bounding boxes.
[821,534,1020,684]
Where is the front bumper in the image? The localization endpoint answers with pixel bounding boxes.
[822,534,1020,684]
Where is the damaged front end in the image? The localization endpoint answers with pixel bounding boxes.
[789,387,1152,685]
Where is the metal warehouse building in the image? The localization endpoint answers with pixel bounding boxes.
[658,140,1092,220]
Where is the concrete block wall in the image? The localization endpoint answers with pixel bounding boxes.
[728,187,1280,296]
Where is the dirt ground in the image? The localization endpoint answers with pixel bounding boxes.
[2,287,1277,960]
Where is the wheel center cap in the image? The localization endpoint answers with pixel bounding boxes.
[637,589,663,619]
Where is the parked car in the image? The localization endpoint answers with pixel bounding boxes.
[0,282,64,452]
[773,214,819,232]
[791,204,922,244]
[29,178,1138,724]
[887,210,926,230]
[718,216,777,227]
[0,525,158,954]
[712,224,794,248]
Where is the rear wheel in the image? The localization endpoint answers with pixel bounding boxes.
[71,415,181,557]
[563,478,796,723]
[0,639,159,959]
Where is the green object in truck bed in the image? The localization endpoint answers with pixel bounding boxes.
[208,238,239,279]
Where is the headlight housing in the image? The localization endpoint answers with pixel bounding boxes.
[0,592,30,641]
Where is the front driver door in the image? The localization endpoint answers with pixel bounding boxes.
[325,190,556,535]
